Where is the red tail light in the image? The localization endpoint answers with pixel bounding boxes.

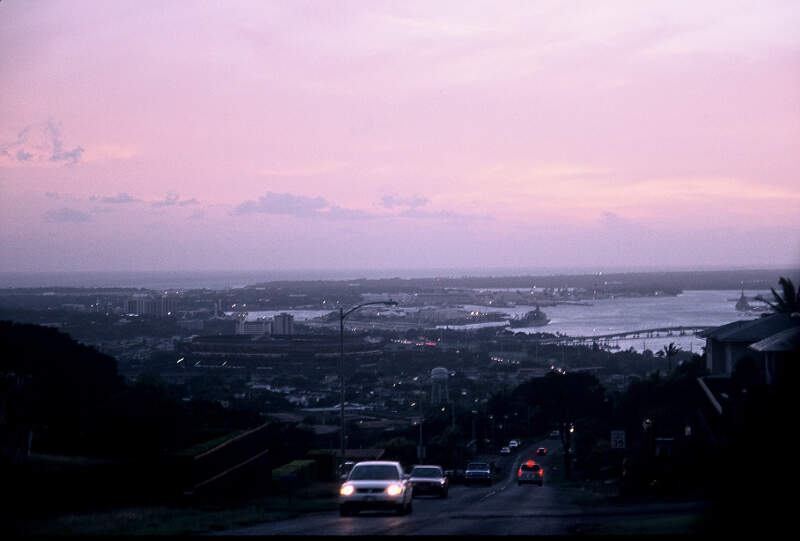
[526,460,535,467]
[539,470,544,477]
[517,469,522,477]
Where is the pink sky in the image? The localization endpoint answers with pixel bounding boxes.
[1,0,799,273]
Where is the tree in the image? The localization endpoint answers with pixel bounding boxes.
[0,321,123,457]
[376,437,417,468]
[513,371,607,479]
[655,342,682,373]
[757,276,800,313]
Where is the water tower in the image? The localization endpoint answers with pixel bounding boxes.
[431,367,449,404]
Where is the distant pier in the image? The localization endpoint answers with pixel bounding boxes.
[534,325,714,346]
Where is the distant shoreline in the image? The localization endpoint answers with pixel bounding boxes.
[0,267,797,291]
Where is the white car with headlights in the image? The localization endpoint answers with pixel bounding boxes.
[339,461,414,516]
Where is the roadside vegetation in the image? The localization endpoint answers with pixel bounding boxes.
[13,483,340,536]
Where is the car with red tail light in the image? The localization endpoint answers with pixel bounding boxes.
[517,460,544,486]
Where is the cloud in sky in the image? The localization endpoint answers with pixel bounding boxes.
[381,194,429,209]
[1,121,84,166]
[601,211,628,229]
[233,192,487,222]
[153,193,180,207]
[233,192,329,217]
[101,192,140,204]
[153,193,199,207]
[45,207,91,223]
[324,205,374,220]
[232,192,378,220]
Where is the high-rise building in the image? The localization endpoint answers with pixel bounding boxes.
[156,294,177,317]
[272,313,294,336]
[125,294,155,315]
[125,293,176,317]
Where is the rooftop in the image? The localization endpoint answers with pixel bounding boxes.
[701,313,798,343]
[749,325,800,353]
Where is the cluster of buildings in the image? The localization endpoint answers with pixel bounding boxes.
[124,293,178,318]
[234,313,295,337]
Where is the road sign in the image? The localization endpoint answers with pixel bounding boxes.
[610,430,626,449]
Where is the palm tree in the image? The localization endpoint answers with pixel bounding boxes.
[756,277,800,313]
[656,342,682,373]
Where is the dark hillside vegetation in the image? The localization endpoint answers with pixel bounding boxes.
[1,321,263,458]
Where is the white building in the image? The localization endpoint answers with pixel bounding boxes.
[236,317,271,336]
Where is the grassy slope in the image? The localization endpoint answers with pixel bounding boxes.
[11,482,340,536]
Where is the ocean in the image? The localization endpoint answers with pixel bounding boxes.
[236,289,773,354]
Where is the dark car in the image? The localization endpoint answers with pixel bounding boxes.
[444,469,465,484]
[517,460,544,486]
[409,465,448,498]
[536,447,548,456]
[465,461,492,486]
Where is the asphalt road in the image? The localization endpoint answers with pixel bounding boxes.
[217,439,709,536]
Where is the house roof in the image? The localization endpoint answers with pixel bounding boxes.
[702,313,797,343]
[697,319,754,338]
[748,325,800,353]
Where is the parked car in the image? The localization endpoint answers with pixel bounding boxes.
[339,461,414,516]
[550,430,560,439]
[536,447,548,456]
[500,446,511,455]
[465,461,492,486]
[408,465,448,498]
[517,460,544,486]
[508,439,520,449]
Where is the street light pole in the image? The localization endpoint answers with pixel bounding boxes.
[339,300,398,464]
[339,307,345,462]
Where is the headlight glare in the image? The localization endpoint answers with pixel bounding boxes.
[340,484,354,496]
[386,484,403,496]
